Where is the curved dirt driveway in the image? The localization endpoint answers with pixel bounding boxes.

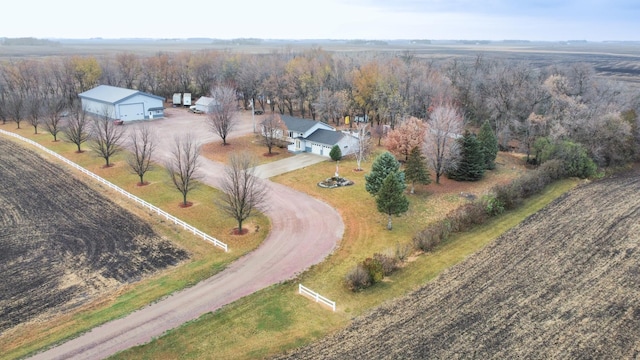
[30,110,343,360]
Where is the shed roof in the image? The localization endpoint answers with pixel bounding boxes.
[78,85,164,104]
[281,115,333,133]
[305,129,345,146]
[195,96,218,107]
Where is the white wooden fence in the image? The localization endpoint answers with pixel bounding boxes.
[299,284,336,311]
[0,129,228,252]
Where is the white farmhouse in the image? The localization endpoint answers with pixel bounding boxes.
[281,115,356,157]
[78,85,165,122]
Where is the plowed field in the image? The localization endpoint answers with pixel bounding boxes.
[0,138,188,334]
[279,168,640,359]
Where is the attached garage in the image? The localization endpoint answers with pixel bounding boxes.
[79,85,165,122]
[282,115,358,157]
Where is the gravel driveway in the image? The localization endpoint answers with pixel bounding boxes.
[29,108,343,360]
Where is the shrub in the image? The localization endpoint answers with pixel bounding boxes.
[363,257,384,283]
[373,253,398,276]
[413,220,451,252]
[394,242,412,262]
[447,202,488,233]
[329,145,342,161]
[492,181,522,211]
[537,139,596,178]
[538,159,565,181]
[345,264,372,291]
[483,194,505,216]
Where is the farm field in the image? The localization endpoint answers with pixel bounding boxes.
[277,167,640,359]
[0,138,188,334]
[2,40,639,86]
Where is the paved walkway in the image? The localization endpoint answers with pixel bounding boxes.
[252,152,328,178]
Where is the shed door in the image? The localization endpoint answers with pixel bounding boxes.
[119,103,145,121]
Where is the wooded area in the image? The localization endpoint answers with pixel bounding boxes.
[0,47,638,170]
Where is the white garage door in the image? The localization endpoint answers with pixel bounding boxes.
[119,103,145,121]
[311,143,323,156]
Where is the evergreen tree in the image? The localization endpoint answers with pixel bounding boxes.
[376,172,410,230]
[537,139,596,178]
[329,144,342,161]
[365,151,405,196]
[477,120,499,170]
[447,131,485,181]
[404,146,431,194]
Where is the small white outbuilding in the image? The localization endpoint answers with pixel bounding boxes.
[79,85,165,122]
[194,96,220,113]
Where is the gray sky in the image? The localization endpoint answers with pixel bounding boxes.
[1,0,638,41]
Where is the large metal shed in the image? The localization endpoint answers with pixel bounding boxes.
[78,85,165,122]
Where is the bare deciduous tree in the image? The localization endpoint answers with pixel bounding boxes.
[316,89,348,125]
[206,85,238,146]
[373,123,387,146]
[423,103,463,184]
[127,125,156,185]
[217,152,268,233]
[7,91,26,129]
[353,122,371,171]
[166,133,201,207]
[26,94,43,134]
[63,105,90,152]
[260,114,286,155]
[0,64,8,125]
[115,52,140,89]
[43,96,66,141]
[89,107,125,167]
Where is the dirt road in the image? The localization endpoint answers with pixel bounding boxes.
[29,109,343,360]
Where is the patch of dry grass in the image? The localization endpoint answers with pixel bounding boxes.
[201,134,293,165]
[271,149,527,314]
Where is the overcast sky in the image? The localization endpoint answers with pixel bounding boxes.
[1,0,638,41]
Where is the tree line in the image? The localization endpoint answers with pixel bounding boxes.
[1,49,637,170]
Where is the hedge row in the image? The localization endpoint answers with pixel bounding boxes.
[414,159,566,253]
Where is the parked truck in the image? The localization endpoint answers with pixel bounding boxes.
[172,93,182,107]
[183,93,192,107]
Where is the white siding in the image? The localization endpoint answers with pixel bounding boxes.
[337,134,358,156]
[115,94,163,121]
[81,100,116,119]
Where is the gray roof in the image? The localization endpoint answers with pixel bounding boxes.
[78,85,164,104]
[281,115,330,133]
[305,129,345,146]
[195,96,218,107]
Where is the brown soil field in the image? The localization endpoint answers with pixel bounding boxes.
[277,168,640,359]
[0,138,188,334]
